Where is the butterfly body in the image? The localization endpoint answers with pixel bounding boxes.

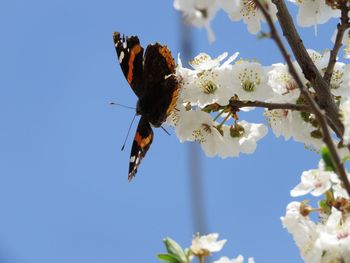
[113,32,179,180]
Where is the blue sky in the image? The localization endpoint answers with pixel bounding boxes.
[0,1,341,262]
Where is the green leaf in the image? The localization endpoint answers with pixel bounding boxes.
[163,238,187,263]
[157,254,181,263]
[321,147,335,171]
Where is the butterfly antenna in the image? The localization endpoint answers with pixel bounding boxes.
[121,113,137,151]
[109,101,136,110]
[161,125,171,136]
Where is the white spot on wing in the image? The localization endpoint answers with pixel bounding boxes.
[130,155,136,163]
[123,42,127,49]
[119,51,125,63]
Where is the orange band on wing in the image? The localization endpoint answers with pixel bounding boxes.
[135,133,152,149]
[166,83,180,115]
[158,46,175,70]
[127,44,142,83]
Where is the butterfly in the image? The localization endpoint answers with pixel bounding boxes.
[113,32,179,181]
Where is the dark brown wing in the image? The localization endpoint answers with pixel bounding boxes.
[128,117,154,181]
[113,32,144,98]
[143,43,175,85]
[139,44,180,127]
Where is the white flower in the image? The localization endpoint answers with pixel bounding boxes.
[290,159,350,198]
[332,28,350,59]
[218,121,267,158]
[265,109,294,140]
[289,111,324,150]
[218,0,240,14]
[336,65,350,98]
[281,202,321,263]
[174,109,224,157]
[308,49,347,97]
[227,0,277,34]
[267,63,300,103]
[178,52,239,107]
[173,0,220,42]
[266,106,323,150]
[231,60,274,101]
[288,0,340,28]
[190,233,226,255]
[290,169,334,197]
[189,52,237,71]
[315,208,350,262]
[340,98,350,144]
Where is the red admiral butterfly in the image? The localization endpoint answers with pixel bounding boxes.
[113,32,179,181]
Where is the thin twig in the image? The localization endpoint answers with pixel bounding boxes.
[324,3,350,84]
[229,99,312,112]
[254,0,350,195]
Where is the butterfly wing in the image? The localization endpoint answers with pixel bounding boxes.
[113,32,144,98]
[128,117,154,181]
[139,43,180,127]
[143,43,175,85]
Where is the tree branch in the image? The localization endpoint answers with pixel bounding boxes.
[229,99,312,112]
[324,3,350,84]
[271,0,344,135]
[254,0,350,195]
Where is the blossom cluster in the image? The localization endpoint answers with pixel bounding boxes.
[167,52,269,158]
[266,49,350,151]
[173,0,341,42]
[167,49,350,158]
[158,233,254,263]
[281,159,350,263]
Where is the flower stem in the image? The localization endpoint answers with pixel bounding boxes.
[217,112,232,130]
[213,108,226,122]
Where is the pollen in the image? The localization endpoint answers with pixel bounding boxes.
[192,129,206,143]
[190,54,209,66]
[240,0,257,17]
[330,69,344,89]
[201,80,218,94]
[238,68,261,92]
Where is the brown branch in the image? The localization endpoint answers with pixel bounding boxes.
[271,0,344,136]
[324,4,350,84]
[229,99,312,112]
[254,0,350,195]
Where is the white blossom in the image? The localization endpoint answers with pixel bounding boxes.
[288,0,340,29]
[174,109,224,157]
[179,52,239,106]
[289,111,324,150]
[265,108,323,150]
[332,28,350,59]
[308,49,347,97]
[340,98,350,145]
[291,169,334,197]
[231,60,274,101]
[227,0,277,34]
[190,233,226,255]
[267,63,300,103]
[315,208,350,262]
[173,0,221,42]
[281,202,321,263]
[218,121,268,158]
